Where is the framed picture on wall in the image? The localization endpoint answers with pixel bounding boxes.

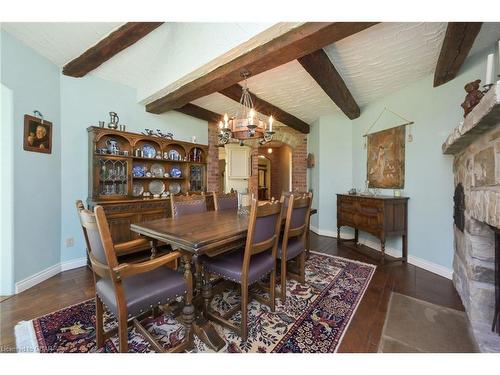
[23,114,52,154]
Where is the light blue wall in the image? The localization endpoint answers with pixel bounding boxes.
[1,30,62,283]
[60,75,208,262]
[1,30,209,282]
[308,48,495,269]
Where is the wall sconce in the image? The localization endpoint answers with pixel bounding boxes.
[267,148,273,154]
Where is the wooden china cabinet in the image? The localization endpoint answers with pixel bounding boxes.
[87,126,210,255]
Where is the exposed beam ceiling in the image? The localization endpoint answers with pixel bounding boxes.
[219,84,310,133]
[175,103,221,123]
[298,49,360,119]
[62,22,163,77]
[433,22,483,87]
[146,22,378,114]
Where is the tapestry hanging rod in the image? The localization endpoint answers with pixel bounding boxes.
[362,107,414,137]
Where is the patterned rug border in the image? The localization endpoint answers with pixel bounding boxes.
[15,253,377,353]
[275,251,376,352]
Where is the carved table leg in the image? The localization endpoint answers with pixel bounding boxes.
[181,253,194,345]
[354,229,359,246]
[202,271,212,317]
[193,255,203,294]
[150,239,158,259]
[337,226,341,245]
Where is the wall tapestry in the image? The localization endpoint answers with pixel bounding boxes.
[367,125,405,189]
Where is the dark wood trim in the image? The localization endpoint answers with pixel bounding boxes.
[63,22,164,77]
[433,22,483,87]
[219,84,310,134]
[146,22,378,114]
[175,103,221,123]
[298,49,360,120]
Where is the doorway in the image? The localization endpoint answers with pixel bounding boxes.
[258,155,271,200]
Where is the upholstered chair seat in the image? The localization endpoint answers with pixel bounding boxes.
[96,267,186,317]
[201,250,274,285]
[76,200,192,353]
[201,198,282,341]
[277,237,304,261]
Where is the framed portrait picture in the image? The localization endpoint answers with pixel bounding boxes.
[23,114,52,154]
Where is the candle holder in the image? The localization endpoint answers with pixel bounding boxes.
[482,83,494,94]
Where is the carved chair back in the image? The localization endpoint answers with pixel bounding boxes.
[281,192,313,246]
[213,192,238,211]
[76,201,122,284]
[241,198,282,278]
[170,193,207,218]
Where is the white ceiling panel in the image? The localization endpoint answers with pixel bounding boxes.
[1,22,122,66]
[323,22,447,108]
[245,60,339,124]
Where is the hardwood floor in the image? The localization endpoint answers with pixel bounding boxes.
[0,232,464,352]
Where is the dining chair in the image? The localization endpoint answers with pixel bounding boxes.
[201,197,282,341]
[282,190,314,258]
[213,191,238,211]
[277,192,313,302]
[75,200,192,353]
[170,192,207,218]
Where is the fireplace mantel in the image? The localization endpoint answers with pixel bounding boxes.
[443,81,500,155]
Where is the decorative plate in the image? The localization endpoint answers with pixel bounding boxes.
[148,180,165,195]
[132,182,144,197]
[168,149,181,160]
[132,163,146,177]
[170,166,182,178]
[150,163,165,178]
[169,182,181,195]
[142,144,157,158]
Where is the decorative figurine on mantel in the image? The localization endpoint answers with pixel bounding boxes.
[461,80,484,117]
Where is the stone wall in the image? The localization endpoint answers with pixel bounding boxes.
[452,123,500,352]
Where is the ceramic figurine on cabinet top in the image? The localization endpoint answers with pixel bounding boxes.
[461,79,484,117]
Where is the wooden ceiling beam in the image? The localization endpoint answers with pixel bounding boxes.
[174,103,221,123]
[433,22,483,87]
[219,84,310,134]
[146,22,378,114]
[298,49,360,120]
[63,22,163,77]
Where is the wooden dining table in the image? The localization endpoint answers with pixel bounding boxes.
[130,207,317,350]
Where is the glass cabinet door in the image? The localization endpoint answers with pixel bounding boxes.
[99,159,129,196]
[189,165,204,192]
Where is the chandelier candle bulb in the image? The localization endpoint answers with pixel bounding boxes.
[269,116,273,132]
[224,113,229,128]
[486,53,494,85]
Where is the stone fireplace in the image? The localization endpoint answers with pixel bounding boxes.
[443,82,500,352]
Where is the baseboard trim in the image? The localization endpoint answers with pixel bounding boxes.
[310,227,453,280]
[15,257,87,294]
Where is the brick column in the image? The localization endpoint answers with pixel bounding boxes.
[291,134,307,192]
[206,122,220,193]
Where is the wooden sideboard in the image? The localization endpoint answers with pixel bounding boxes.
[336,194,409,263]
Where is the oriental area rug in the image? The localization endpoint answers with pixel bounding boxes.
[15,252,375,353]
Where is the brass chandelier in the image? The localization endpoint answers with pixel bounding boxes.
[218,72,275,146]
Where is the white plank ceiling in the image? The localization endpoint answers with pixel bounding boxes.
[2,22,500,126]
